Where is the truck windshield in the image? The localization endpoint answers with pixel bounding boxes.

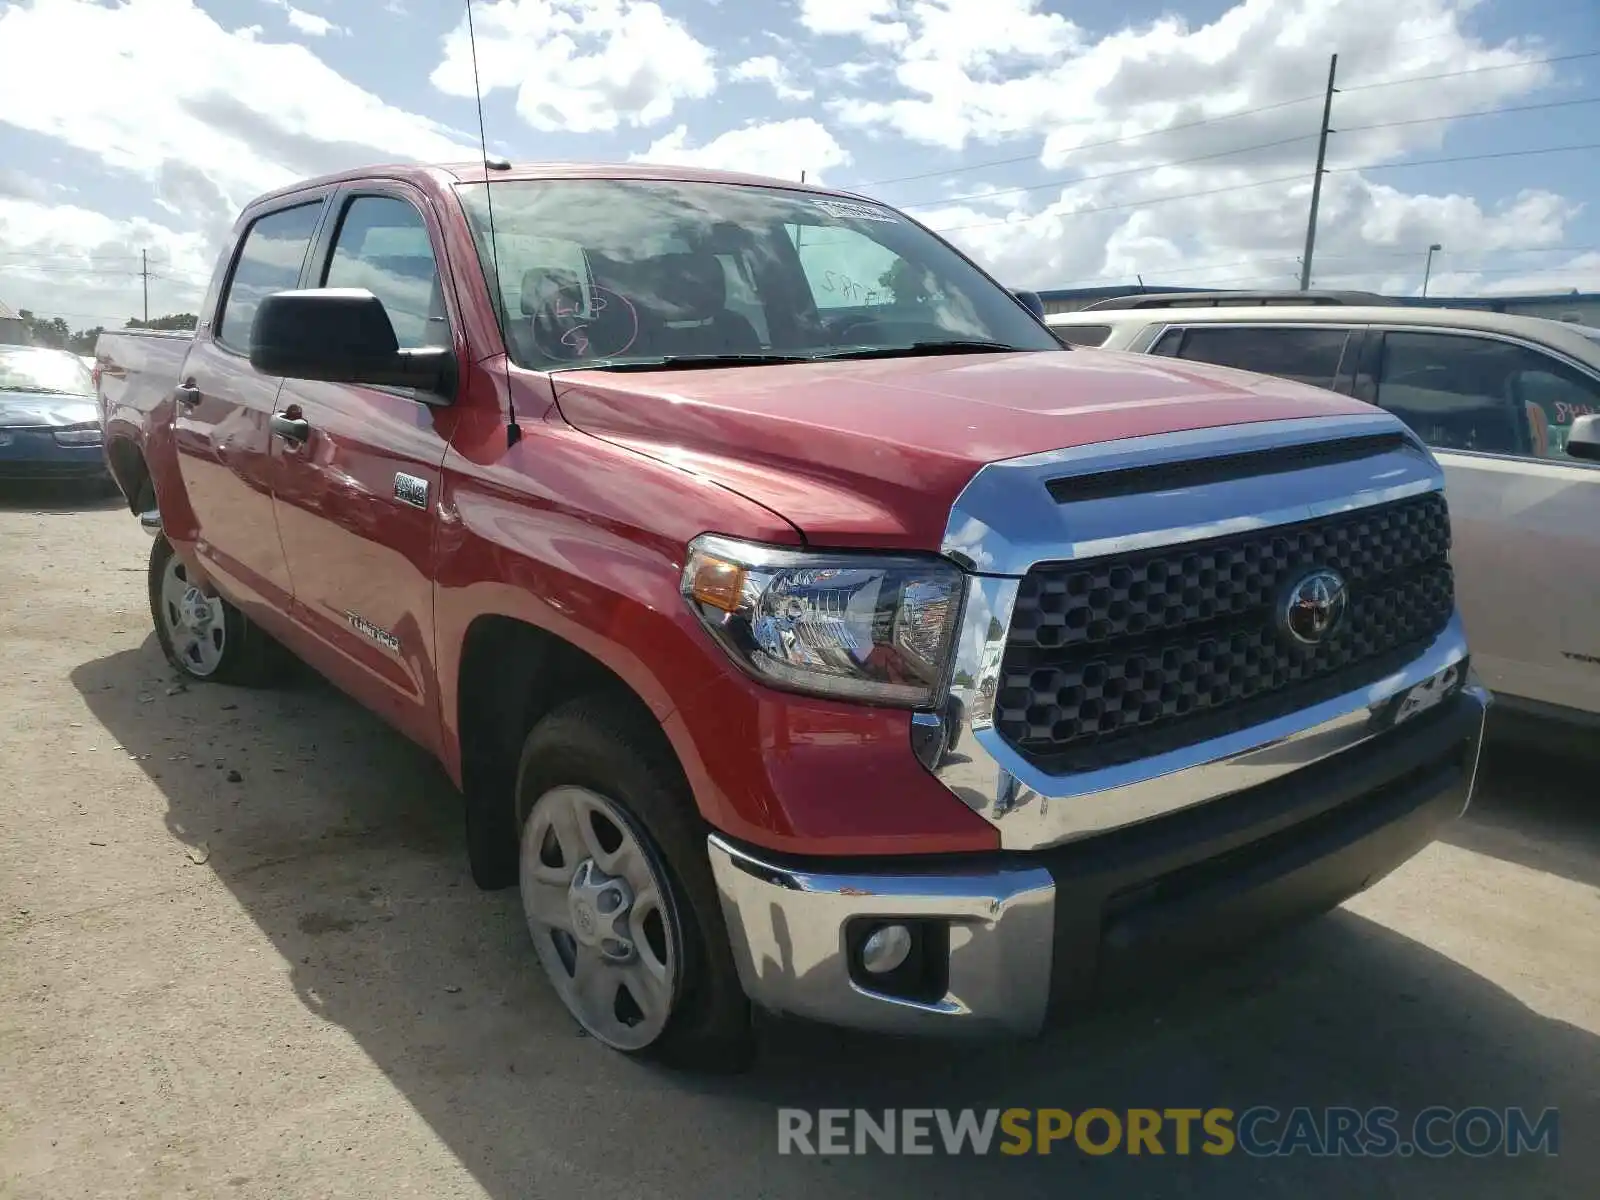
[0,346,94,396]
[455,178,1061,371]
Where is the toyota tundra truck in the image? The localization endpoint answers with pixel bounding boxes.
[96,161,1489,1069]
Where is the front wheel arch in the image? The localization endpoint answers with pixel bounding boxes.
[455,614,694,890]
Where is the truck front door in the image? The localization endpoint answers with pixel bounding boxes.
[174,197,328,620]
[269,187,462,753]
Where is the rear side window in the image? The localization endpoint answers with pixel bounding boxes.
[1160,325,1351,390]
[1374,332,1530,456]
[217,202,325,353]
[1054,324,1112,348]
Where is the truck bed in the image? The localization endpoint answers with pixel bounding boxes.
[96,328,193,511]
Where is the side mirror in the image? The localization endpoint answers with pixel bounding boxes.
[1567,413,1600,462]
[249,288,454,396]
[1011,289,1046,321]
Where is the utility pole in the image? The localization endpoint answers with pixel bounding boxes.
[1299,53,1338,292]
[140,249,149,324]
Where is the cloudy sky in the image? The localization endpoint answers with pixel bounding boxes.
[1,0,1597,330]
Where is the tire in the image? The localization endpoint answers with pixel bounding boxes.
[148,533,286,686]
[513,695,754,1072]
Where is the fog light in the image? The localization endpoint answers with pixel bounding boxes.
[860,923,913,975]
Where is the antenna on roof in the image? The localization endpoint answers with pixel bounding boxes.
[464,0,520,448]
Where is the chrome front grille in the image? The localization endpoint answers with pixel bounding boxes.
[994,492,1455,774]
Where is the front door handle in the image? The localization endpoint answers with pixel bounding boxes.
[175,383,201,407]
[270,411,310,443]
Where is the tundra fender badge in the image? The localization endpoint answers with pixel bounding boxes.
[345,611,401,654]
[394,472,429,509]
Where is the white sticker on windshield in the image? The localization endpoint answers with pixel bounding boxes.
[811,198,898,224]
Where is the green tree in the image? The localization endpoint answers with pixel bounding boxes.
[126,313,198,331]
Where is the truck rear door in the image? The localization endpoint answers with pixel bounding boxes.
[267,184,462,753]
[175,196,330,619]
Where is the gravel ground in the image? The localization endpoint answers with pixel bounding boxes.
[1,483,1596,1200]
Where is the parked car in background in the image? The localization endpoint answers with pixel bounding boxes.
[1047,304,1600,724]
[0,343,109,484]
[95,161,1488,1067]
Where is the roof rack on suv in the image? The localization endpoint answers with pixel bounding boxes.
[1077,289,1394,312]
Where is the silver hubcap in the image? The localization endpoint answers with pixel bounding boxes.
[519,786,677,1051]
[159,553,226,676]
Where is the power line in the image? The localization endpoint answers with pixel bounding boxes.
[928,172,1310,235]
[1330,141,1600,174]
[865,48,1600,190]
[1337,94,1600,134]
[1067,244,1600,288]
[894,132,1317,210]
[1338,48,1600,94]
[928,139,1600,238]
[894,93,1600,218]
[864,93,1326,187]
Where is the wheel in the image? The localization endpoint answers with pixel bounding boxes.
[148,533,285,685]
[514,696,754,1071]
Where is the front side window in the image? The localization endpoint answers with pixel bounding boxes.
[217,201,324,353]
[1508,354,1600,460]
[0,346,93,397]
[322,195,448,350]
[1374,332,1530,456]
[455,179,1061,370]
[1161,325,1351,391]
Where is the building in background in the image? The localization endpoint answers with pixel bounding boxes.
[0,298,30,345]
[1036,285,1600,325]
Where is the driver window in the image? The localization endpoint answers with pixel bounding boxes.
[323,195,447,350]
[1510,353,1600,460]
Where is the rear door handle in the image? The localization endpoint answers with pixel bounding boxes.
[175,383,201,407]
[270,412,310,443]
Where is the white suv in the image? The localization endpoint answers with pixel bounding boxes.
[1047,302,1600,724]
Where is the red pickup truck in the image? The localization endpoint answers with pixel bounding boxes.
[97,161,1488,1069]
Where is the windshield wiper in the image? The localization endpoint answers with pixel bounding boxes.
[0,384,88,395]
[813,340,1030,361]
[577,352,812,371]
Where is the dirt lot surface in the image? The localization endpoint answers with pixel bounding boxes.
[1,485,1596,1200]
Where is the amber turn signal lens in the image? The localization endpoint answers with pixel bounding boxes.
[689,556,747,613]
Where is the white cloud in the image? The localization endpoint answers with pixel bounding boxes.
[0,0,473,322]
[826,0,1593,298]
[799,0,909,46]
[264,0,345,38]
[635,119,851,183]
[730,55,813,102]
[0,0,472,203]
[430,0,716,134]
[0,195,215,327]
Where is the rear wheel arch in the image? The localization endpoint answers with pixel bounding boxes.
[106,437,154,514]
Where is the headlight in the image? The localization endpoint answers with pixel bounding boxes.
[681,534,967,707]
[53,424,102,446]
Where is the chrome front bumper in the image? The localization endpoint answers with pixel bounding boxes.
[706,834,1056,1037]
[708,682,1489,1039]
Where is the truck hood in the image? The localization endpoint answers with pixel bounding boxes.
[551,349,1376,552]
[0,392,98,428]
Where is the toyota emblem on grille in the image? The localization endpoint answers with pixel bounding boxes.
[1279,569,1349,645]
